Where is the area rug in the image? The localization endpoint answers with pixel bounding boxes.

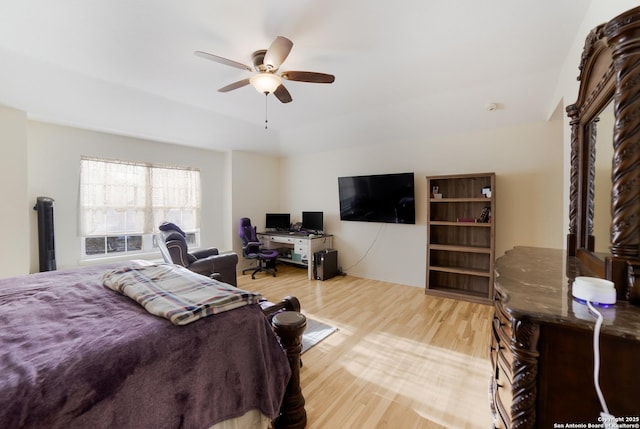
[302,318,338,354]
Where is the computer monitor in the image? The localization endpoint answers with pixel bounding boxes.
[265,213,291,231]
[302,211,323,234]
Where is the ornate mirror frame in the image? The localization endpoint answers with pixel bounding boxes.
[567,6,640,302]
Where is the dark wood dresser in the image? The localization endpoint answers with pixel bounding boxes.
[490,247,640,429]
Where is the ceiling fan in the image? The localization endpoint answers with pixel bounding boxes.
[194,36,335,104]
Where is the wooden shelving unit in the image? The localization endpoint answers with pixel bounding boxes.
[426,173,495,304]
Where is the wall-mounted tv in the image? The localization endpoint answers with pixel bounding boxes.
[265,213,291,231]
[338,172,415,224]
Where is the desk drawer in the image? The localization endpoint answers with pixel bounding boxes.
[265,235,295,244]
[262,235,307,245]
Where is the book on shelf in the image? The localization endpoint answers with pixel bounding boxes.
[457,218,477,223]
[477,206,491,223]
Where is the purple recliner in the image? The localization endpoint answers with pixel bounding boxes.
[157,222,238,286]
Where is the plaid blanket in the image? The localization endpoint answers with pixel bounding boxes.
[103,262,262,325]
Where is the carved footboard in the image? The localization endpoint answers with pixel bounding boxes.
[260,296,307,429]
[261,295,301,319]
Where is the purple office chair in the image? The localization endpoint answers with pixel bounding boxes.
[238,217,279,279]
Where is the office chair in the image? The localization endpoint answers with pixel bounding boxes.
[238,217,279,279]
[157,222,238,286]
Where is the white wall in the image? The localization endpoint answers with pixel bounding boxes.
[0,105,29,277]
[0,110,570,287]
[26,121,227,271]
[280,119,564,287]
[229,150,282,270]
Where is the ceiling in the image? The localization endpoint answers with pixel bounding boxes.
[0,0,589,156]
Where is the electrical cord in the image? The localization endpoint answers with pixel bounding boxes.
[586,300,618,428]
[342,223,384,272]
[586,300,608,414]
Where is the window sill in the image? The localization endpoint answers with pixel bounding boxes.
[78,251,164,267]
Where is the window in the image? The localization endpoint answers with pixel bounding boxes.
[79,157,201,258]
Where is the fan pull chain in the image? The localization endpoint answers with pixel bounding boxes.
[264,93,269,129]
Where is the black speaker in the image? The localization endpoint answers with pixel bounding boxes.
[314,249,338,281]
[34,196,56,272]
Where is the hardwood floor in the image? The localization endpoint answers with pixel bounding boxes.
[238,264,494,429]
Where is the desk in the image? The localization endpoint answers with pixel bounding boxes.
[258,232,333,280]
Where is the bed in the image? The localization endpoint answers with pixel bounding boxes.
[0,261,304,429]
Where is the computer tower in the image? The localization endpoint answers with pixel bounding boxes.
[314,249,338,281]
[33,196,56,272]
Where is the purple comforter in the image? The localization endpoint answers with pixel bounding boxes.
[0,262,291,429]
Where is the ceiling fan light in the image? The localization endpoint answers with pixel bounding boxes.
[250,73,282,94]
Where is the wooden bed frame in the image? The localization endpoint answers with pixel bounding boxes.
[260,296,307,429]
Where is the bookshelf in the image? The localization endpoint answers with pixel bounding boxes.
[426,172,495,303]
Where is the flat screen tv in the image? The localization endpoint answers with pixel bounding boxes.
[265,213,291,231]
[338,172,415,224]
[301,211,323,233]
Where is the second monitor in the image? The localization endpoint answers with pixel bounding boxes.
[302,211,323,234]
